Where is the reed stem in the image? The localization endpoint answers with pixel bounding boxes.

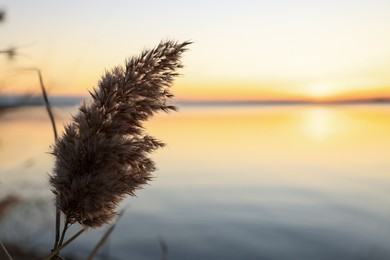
[43,228,86,260]
[18,67,61,252]
[58,219,71,248]
[34,68,61,255]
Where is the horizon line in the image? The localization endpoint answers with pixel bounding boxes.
[177,97,390,104]
[1,94,390,108]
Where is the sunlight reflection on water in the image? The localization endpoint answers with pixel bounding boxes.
[0,104,390,259]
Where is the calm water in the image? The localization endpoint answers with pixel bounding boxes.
[0,104,390,259]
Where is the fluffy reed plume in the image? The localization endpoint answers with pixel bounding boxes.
[50,40,191,228]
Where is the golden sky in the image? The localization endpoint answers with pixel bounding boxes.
[1,0,390,101]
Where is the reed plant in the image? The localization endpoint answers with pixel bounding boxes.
[49,40,190,259]
[1,40,191,259]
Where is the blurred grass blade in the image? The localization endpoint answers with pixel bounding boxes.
[43,227,86,260]
[158,236,169,260]
[87,210,125,260]
[0,241,14,260]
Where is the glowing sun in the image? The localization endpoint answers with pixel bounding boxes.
[305,82,342,100]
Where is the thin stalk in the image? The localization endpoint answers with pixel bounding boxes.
[51,219,70,260]
[17,67,58,140]
[36,69,58,140]
[43,228,86,260]
[35,69,61,251]
[0,241,13,260]
[58,219,71,248]
[52,207,61,253]
[34,69,61,251]
[17,67,61,252]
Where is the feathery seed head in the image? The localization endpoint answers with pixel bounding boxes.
[50,40,191,228]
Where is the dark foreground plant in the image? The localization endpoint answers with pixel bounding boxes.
[46,40,191,258]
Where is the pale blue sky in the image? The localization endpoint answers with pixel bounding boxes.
[1,0,390,100]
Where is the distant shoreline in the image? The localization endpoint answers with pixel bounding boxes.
[178,99,390,107]
[1,95,390,108]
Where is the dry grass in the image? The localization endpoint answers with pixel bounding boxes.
[46,40,191,258]
[0,39,190,259]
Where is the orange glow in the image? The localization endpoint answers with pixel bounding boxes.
[3,66,389,102]
[331,86,390,101]
[173,79,314,102]
[172,82,390,102]
[2,71,389,102]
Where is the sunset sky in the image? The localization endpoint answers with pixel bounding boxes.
[1,0,390,101]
